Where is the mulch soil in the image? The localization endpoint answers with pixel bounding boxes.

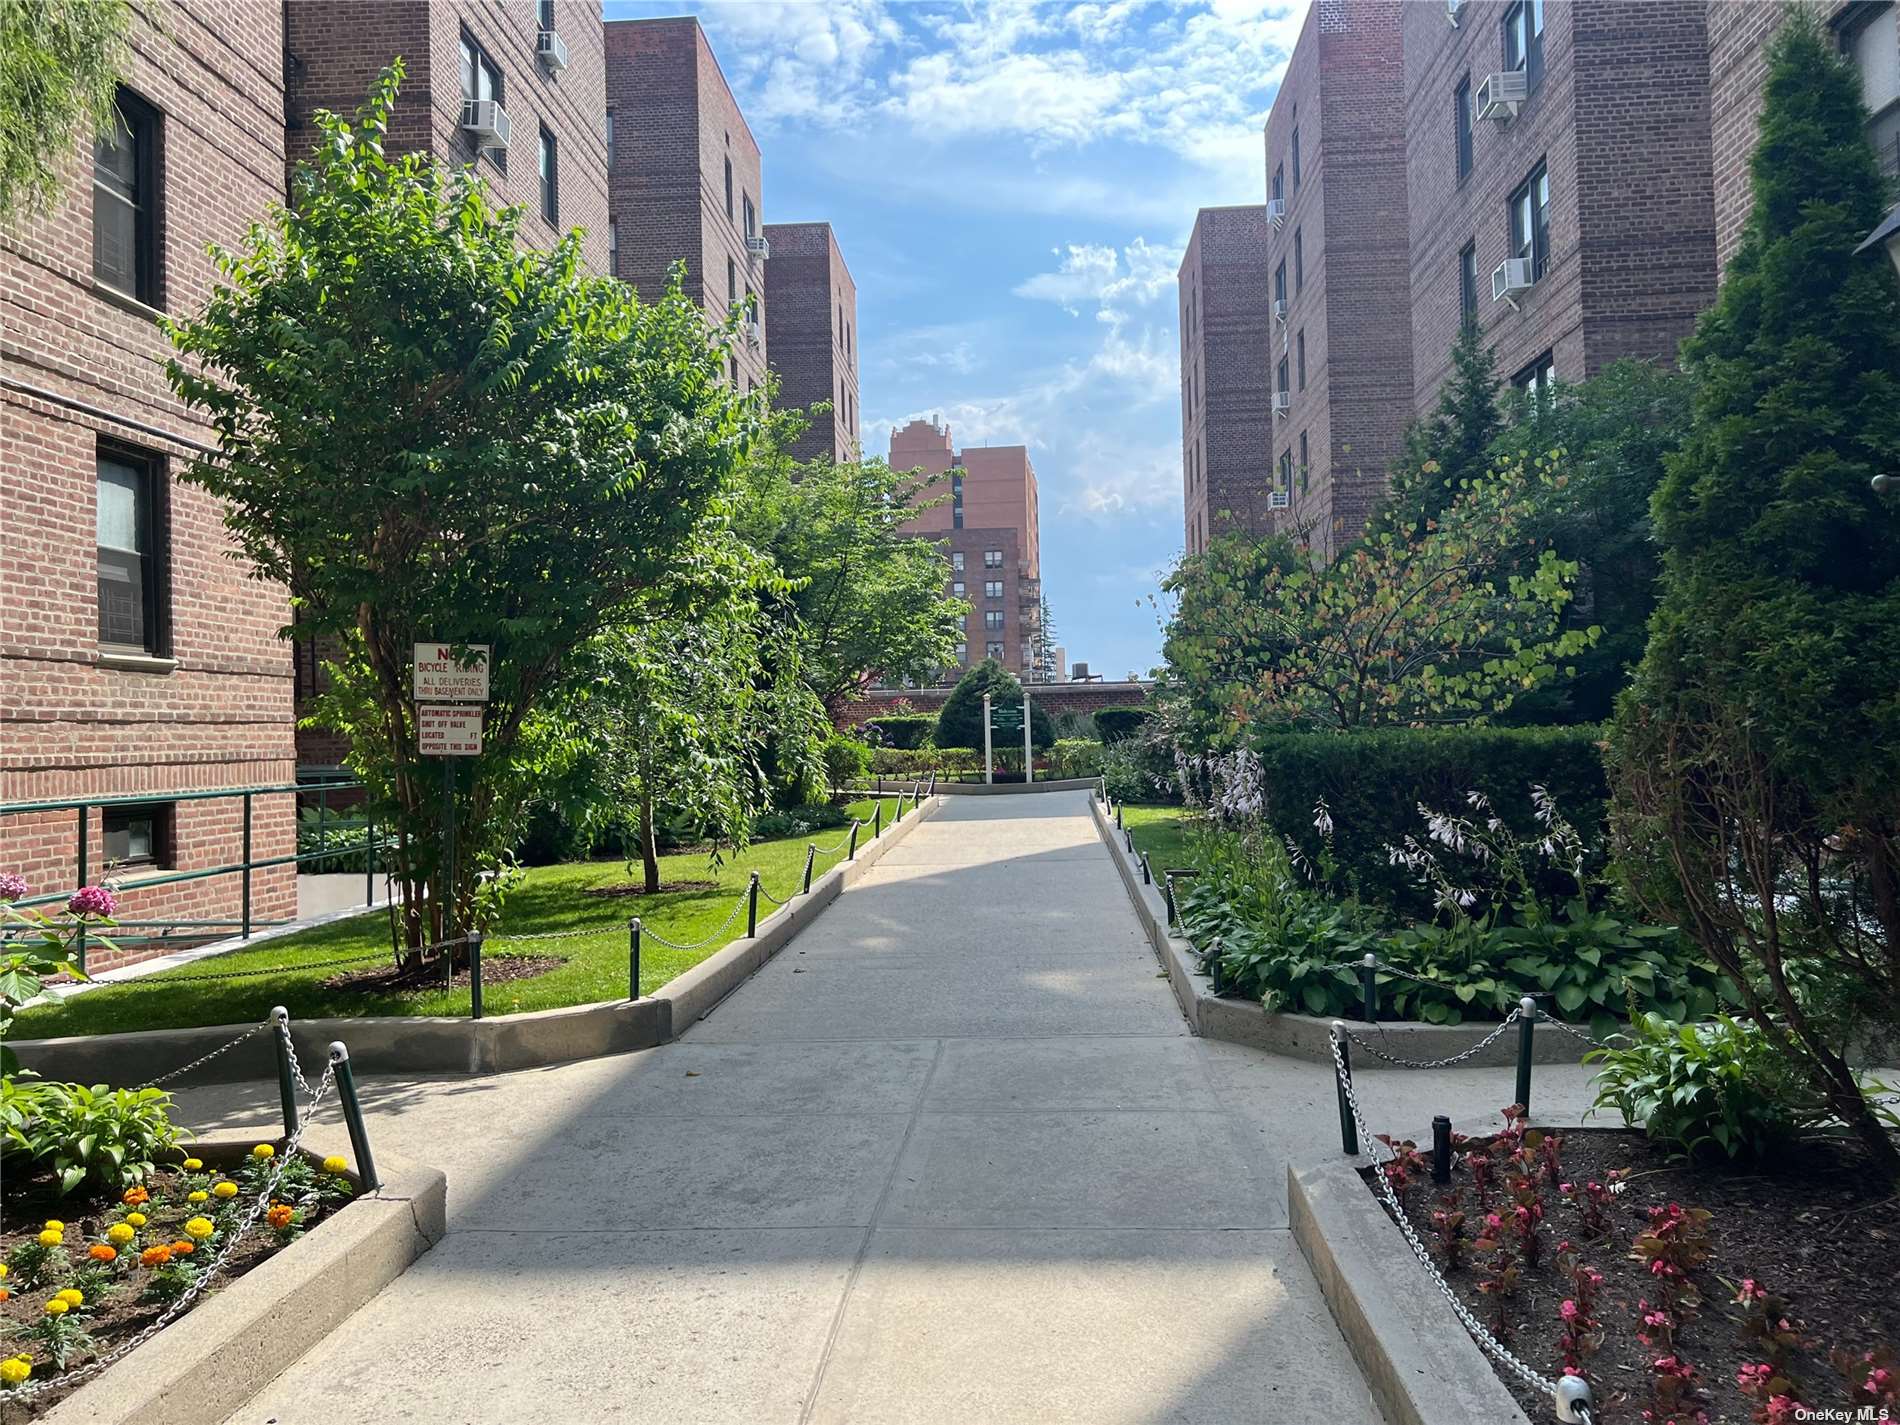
[581,879,718,898]
[0,1161,347,1420]
[1369,1127,1900,1423]
[321,952,564,994]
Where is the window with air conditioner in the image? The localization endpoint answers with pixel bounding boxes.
[1510,161,1551,282]
[94,88,160,306]
[986,641,1004,661]
[1454,75,1474,181]
[1277,355,1290,398]
[743,194,756,240]
[1271,163,1283,202]
[952,551,965,572]
[97,448,166,655]
[1503,0,1545,91]
[459,35,506,165]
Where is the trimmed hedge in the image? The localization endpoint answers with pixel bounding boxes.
[1261,725,1609,914]
[1094,705,1152,742]
[863,714,936,749]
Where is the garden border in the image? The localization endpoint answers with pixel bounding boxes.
[1087,797,1596,1066]
[38,1136,446,1425]
[12,795,944,1082]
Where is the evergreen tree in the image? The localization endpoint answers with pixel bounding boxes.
[1610,13,1900,1178]
[1368,323,1503,543]
[936,660,1054,754]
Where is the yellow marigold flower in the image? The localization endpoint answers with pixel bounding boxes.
[105,1223,136,1246]
[212,1181,239,1199]
[1,1263,10,1277]
[251,1144,274,1159]
[322,1156,349,1175]
[42,1299,68,1317]
[0,1357,30,1385]
[183,1217,215,1241]
[41,1221,63,1233]
[188,1190,208,1203]
[55,1289,82,1307]
[126,1212,148,1227]
[35,1230,61,1247]
[182,1157,203,1171]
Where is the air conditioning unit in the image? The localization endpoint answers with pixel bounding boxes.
[461,99,510,151]
[745,235,771,260]
[1492,256,1534,306]
[536,29,570,73]
[1265,197,1286,227]
[1272,390,1291,417]
[1272,297,1288,323]
[1476,70,1529,123]
[744,320,762,350]
[1269,488,1291,509]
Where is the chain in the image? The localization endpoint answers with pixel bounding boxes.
[640,894,747,952]
[490,925,619,943]
[280,1020,313,1095]
[137,1021,271,1088]
[809,820,862,856]
[1340,1009,1524,1070]
[756,882,794,908]
[1329,1029,1566,1408]
[1542,1015,1612,1051]
[9,1027,339,1400]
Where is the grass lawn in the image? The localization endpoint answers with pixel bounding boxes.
[17,798,888,1038]
[1119,804,1195,868]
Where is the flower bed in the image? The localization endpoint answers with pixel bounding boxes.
[1368,1116,1899,1424]
[0,1143,355,1418]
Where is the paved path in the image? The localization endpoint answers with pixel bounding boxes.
[186,791,1599,1424]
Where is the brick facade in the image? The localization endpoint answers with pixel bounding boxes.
[604,16,769,390]
[1404,1,1717,410]
[1178,206,1273,553]
[1,0,298,955]
[890,419,1044,680]
[840,681,1150,728]
[763,221,859,462]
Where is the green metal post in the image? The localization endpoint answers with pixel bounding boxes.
[469,932,484,1020]
[271,1006,299,1139]
[874,801,882,837]
[365,809,376,906]
[1360,952,1379,1023]
[1140,852,1151,885]
[317,782,328,863]
[848,822,859,861]
[1115,803,1123,830]
[329,1041,380,1193]
[802,845,815,894]
[747,872,760,937]
[1515,996,1537,1113]
[1432,1115,1453,1185]
[241,792,254,939]
[1333,1025,1358,1156]
[628,919,641,1000]
[74,805,89,971]
[1208,936,1225,996]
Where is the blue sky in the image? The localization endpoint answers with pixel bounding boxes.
[605,0,1305,677]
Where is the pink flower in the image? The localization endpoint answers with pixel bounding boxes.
[67,884,116,918]
[1736,1278,1766,1304]
[1560,1300,1580,1322]
[0,872,27,902]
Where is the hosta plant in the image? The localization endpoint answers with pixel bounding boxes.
[1,1080,183,1194]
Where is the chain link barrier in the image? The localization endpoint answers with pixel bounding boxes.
[756,881,794,909]
[137,1020,272,1089]
[8,1022,341,1401]
[809,819,864,857]
[640,894,748,953]
[1340,1008,1525,1070]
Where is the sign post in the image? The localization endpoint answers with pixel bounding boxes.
[1022,686,1033,784]
[982,693,993,785]
[414,644,489,940]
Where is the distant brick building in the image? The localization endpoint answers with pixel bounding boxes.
[604,15,769,390]
[1,0,298,963]
[763,221,859,462]
[1263,0,1415,557]
[889,419,1044,681]
[1403,1,1718,412]
[1178,206,1272,553]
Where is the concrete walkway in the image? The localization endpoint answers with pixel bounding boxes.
[178,791,1599,1424]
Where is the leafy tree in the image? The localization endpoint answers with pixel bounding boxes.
[166,66,759,950]
[1369,323,1504,544]
[733,412,966,709]
[936,660,1054,756]
[1610,14,1900,1178]
[0,0,130,218]
[1491,360,1694,723]
[1154,530,1303,749]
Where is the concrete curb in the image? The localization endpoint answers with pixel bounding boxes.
[932,776,1100,795]
[1087,797,1599,1066]
[12,796,944,1082]
[40,1137,446,1425]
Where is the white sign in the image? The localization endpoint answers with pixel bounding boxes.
[418,704,484,756]
[414,643,491,702]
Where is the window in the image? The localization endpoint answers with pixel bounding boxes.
[984,580,1003,599]
[459,34,504,168]
[744,284,756,324]
[1297,330,1306,390]
[723,158,733,220]
[538,0,555,30]
[1291,125,1301,190]
[1277,355,1289,397]
[742,193,756,239]
[605,109,614,168]
[1274,260,1286,305]
[1299,431,1310,493]
[952,550,965,572]
[1271,163,1283,202]
[607,217,616,268]
[1510,162,1551,280]
[727,257,737,307]
[1514,350,1557,394]
[1454,76,1474,181]
[986,641,1005,661]
[1294,229,1303,291]
[103,803,170,869]
[1459,240,1479,330]
[984,548,1003,568]
[1278,449,1293,490]
[1841,4,1900,176]
[94,88,158,304]
[1503,0,1545,90]
[729,355,738,384]
[984,610,1005,631]
[954,642,968,663]
[97,450,163,653]
[952,473,964,528]
[538,126,558,223]
[951,580,965,597]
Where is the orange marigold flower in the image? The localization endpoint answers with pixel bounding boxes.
[170,1240,196,1256]
[266,1204,295,1230]
[121,1186,149,1206]
[140,1245,173,1267]
[89,1244,118,1263]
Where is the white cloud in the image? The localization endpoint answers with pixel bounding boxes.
[1014,238,1181,312]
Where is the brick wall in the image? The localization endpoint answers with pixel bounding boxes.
[838,681,1152,727]
[763,221,859,461]
[1,0,298,953]
[1179,205,1273,551]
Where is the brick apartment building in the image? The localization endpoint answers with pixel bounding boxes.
[762,221,859,462]
[1262,0,1414,556]
[1,0,298,962]
[1178,206,1272,554]
[889,419,1044,681]
[1403,1,1719,408]
[604,16,770,390]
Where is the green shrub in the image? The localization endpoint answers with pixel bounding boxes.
[862,714,936,749]
[1102,735,1178,804]
[1093,705,1152,742]
[750,803,851,840]
[935,660,1054,751]
[867,747,979,777]
[0,1080,182,1194]
[297,805,376,873]
[1045,739,1104,780]
[1259,725,1608,915]
[823,734,871,787]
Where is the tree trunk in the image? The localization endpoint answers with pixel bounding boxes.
[640,788,661,895]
